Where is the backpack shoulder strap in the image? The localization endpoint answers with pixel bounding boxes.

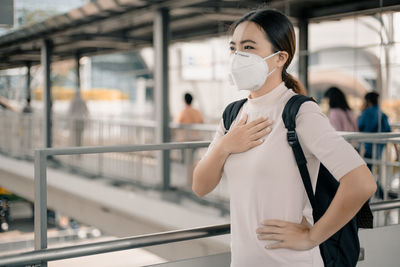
[282,94,315,130]
[222,98,248,133]
[282,95,318,212]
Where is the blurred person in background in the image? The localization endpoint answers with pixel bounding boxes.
[21,98,33,156]
[358,92,393,198]
[324,87,358,132]
[174,92,204,185]
[68,93,89,147]
[358,92,391,161]
[22,98,33,114]
[174,92,204,124]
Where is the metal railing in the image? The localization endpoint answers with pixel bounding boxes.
[344,132,400,201]
[0,224,230,267]
[30,142,210,257]
[1,111,400,202]
[2,110,399,207]
[0,199,398,266]
[0,110,227,202]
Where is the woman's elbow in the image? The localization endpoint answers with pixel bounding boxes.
[343,165,377,199]
[192,169,206,197]
[192,183,206,198]
[360,169,378,199]
[192,177,208,197]
[365,177,377,198]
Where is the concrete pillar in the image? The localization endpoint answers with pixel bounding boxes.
[41,39,53,148]
[154,8,171,190]
[75,52,81,96]
[26,61,31,101]
[298,18,309,91]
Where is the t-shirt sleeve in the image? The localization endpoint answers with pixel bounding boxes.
[296,102,366,180]
[202,119,226,159]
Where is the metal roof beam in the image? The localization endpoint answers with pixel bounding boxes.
[54,40,137,53]
[308,0,400,20]
[8,54,41,61]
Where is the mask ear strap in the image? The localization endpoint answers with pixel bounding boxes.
[263,51,281,60]
[268,66,278,76]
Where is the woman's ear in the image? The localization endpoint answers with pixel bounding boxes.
[277,51,289,67]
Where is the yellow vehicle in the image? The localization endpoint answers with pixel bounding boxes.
[0,187,12,195]
[0,187,21,201]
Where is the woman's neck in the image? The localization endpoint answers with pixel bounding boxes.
[249,71,283,99]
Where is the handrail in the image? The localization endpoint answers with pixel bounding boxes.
[31,141,215,265]
[370,199,400,212]
[342,132,400,141]
[0,224,230,266]
[1,199,400,266]
[39,141,211,156]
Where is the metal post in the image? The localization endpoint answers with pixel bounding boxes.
[75,52,81,95]
[41,39,53,148]
[26,61,31,101]
[154,8,171,190]
[34,150,48,267]
[298,18,309,90]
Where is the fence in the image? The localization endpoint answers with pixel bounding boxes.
[2,111,400,207]
[0,110,229,204]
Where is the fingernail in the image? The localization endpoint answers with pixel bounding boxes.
[260,139,264,143]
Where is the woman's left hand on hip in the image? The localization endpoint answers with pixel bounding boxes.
[256,219,317,250]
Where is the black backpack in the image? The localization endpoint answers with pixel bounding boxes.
[222,94,373,267]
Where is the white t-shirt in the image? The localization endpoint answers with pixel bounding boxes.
[204,82,365,267]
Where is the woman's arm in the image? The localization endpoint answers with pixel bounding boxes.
[308,165,376,246]
[192,140,230,197]
[193,114,273,197]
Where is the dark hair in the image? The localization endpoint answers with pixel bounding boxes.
[230,9,306,95]
[365,92,379,106]
[184,93,193,105]
[324,87,351,111]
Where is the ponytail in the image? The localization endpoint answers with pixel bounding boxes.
[282,69,308,96]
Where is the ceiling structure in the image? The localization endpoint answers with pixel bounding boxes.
[0,0,399,70]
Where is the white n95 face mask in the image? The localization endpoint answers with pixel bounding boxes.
[229,50,280,91]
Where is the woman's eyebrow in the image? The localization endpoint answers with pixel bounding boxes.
[229,40,257,45]
[240,39,257,44]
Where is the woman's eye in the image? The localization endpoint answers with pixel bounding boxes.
[229,46,235,51]
[244,45,254,50]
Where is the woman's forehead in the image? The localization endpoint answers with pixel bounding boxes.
[231,21,268,43]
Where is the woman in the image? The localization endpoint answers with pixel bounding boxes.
[324,87,358,132]
[192,9,376,267]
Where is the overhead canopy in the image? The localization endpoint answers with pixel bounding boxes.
[0,0,399,70]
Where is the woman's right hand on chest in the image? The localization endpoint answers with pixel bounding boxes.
[221,114,273,155]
